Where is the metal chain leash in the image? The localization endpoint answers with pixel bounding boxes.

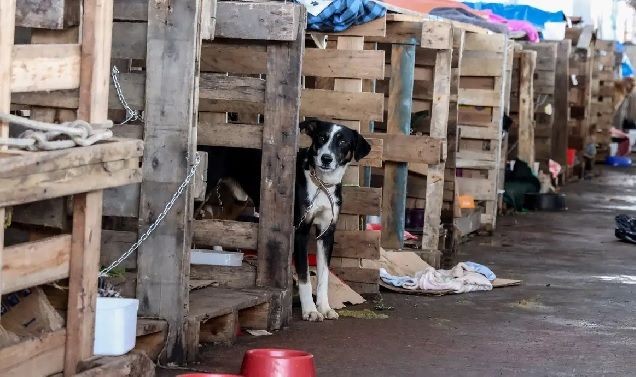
[111,66,142,125]
[99,153,201,277]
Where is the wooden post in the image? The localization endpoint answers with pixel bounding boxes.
[518,50,536,165]
[137,0,202,364]
[552,40,571,167]
[255,14,304,329]
[0,0,15,332]
[381,44,415,250]
[64,0,112,374]
[422,48,452,251]
[65,192,103,376]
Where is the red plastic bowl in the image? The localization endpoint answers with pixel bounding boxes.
[241,349,315,377]
[177,374,243,377]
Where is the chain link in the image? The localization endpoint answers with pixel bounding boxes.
[111,66,142,125]
[99,153,201,277]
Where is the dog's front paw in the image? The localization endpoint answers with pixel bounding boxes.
[302,311,324,322]
[320,308,339,320]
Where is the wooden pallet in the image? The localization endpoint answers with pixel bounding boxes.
[566,26,594,156]
[591,39,617,157]
[456,32,509,231]
[509,49,537,166]
[0,1,144,376]
[186,287,273,363]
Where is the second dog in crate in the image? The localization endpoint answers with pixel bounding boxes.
[199,119,372,321]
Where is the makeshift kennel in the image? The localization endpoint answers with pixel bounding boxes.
[508,48,537,167]
[1,0,144,375]
[32,0,307,364]
[566,26,594,180]
[302,14,450,283]
[456,31,509,231]
[591,39,618,161]
[521,42,558,169]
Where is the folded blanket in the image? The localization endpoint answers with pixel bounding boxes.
[297,0,386,33]
[380,262,493,294]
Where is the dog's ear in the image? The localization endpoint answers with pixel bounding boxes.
[354,131,372,161]
[299,119,319,136]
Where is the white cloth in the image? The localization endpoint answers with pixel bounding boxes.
[295,0,334,16]
[380,262,493,294]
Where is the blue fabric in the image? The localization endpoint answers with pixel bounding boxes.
[463,2,565,29]
[303,0,386,32]
[464,261,497,281]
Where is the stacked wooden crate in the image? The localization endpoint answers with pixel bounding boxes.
[591,39,617,161]
[566,27,594,179]
[456,32,508,231]
[521,42,558,169]
[301,19,386,295]
[95,0,307,364]
[1,0,146,375]
[508,48,537,166]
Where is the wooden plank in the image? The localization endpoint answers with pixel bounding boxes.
[0,329,66,377]
[332,230,381,259]
[214,2,301,41]
[136,0,201,365]
[382,44,415,249]
[517,50,536,165]
[460,55,505,76]
[11,44,81,93]
[303,48,385,80]
[113,0,147,21]
[326,17,386,37]
[2,235,71,294]
[341,187,382,215]
[201,42,267,74]
[199,73,265,103]
[255,15,305,330]
[198,121,262,149]
[0,166,141,208]
[301,89,384,122]
[15,0,79,29]
[463,33,505,52]
[65,191,103,376]
[0,139,143,179]
[112,21,147,60]
[190,263,257,289]
[421,20,452,50]
[361,133,440,164]
[456,177,493,201]
[193,220,258,250]
[459,88,501,107]
[332,267,379,284]
[422,48,452,251]
[552,40,570,166]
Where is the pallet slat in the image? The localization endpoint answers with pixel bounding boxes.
[11,44,81,93]
[2,235,71,294]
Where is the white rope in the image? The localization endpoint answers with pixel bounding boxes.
[0,112,113,151]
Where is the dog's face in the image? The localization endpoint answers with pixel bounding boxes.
[300,119,372,173]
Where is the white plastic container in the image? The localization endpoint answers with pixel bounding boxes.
[191,249,243,266]
[94,297,139,356]
[543,22,566,40]
[610,142,619,157]
[628,130,636,152]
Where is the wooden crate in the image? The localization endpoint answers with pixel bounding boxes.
[1,1,143,376]
[521,42,558,168]
[303,14,450,282]
[456,32,509,231]
[566,26,594,159]
[76,0,305,364]
[301,19,386,294]
[591,39,617,160]
[509,48,537,166]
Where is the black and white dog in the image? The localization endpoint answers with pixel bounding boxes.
[199,119,371,321]
[294,119,371,321]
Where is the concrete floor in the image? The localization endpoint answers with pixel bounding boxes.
[160,167,636,376]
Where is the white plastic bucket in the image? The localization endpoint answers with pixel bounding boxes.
[629,130,636,151]
[610,142,619,157]
[94,297,139,356]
